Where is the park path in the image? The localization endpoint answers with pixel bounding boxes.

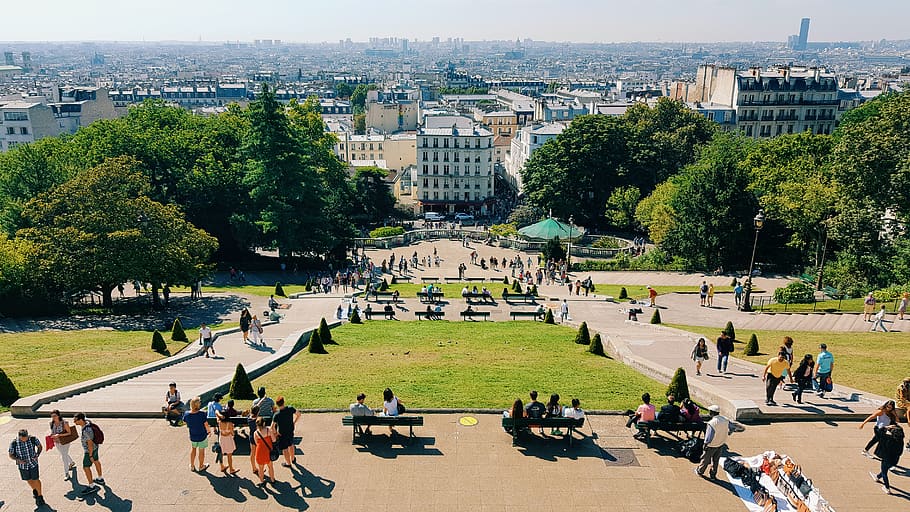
[33,295,340,417]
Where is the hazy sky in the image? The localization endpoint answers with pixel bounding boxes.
[2,0,907,43]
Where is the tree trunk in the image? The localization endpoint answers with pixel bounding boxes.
[101,285,114,308]
[151,282,161,308]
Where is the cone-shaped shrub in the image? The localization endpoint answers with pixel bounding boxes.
[391,276,397,284]
[305,279,312,291]
[307,329,327,354]
[543,308,555,324]
[667,368,691,402]
[0,368,20,407]
[619,287,628,299]
[171,317,188,342]
[275,282,286,297]
[575,322,591,345]
[319,317,336,345]
[730,278,739,287]
[650,309,662,324]
[744,333,760,356]
[503,276,509,284]
[151,330,168,353]
[350,308,362,324]
[529,284,538,296]
[723,321,736,341]
[513,281,523,294]
[379,278,389,291]
[589,333,605,356]
[229,363,256,400]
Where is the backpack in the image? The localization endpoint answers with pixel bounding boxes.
[679,437,704,463]
[88,422,104,445]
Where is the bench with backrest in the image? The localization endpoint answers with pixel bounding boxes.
[421,277,440,283]
[635,420,706,447]
[464,277,486,282]
[501,416,585,446]
[510,310,544,321]
[460,310,491,321]
[369,291,394,301]
[364,308,396,320]
[463,292,496,304]
[415,310,445,320]
[417,291,445,303]
[207,415,253,428]
[502,292,537,303]
[393,275,412,283]
[341,415,424,443]
[444,277,463,284]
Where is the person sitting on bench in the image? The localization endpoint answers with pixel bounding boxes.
[163,382,184,425]
[392,290,400,303]
[349,393,374,435]
[657,394,682,423]
[364,304,373,318]
[563,398,585,419]
[525,390,546,434]
[502,398,527,434]
[462,286,469,297]
[383,304,394,319]
[680,398,703,423]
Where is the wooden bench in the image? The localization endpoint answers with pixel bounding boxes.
[464,277,486,282]
[502,292,537,303]
[463,292,496,304]
[421,277,440,283]
[444,277,463,284]
[364,309,396,320]
[510,310,543,321]
[369,291,394,301]
[635,420,706,447]
[417,291,445,303]
[392,276,412,283]
[460,310,491,321]
[207,416,255,428]
[501,417,586,447]
[341,415,424,444]
[415,311,445,320]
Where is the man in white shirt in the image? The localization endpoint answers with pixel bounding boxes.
[695,405,731,479]
[560,300,569,322]
[198,323,214,358]
[562,398,585,419]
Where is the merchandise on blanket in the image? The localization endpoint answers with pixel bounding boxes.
[679,437,704,463]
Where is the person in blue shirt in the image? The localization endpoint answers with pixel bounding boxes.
[206,393,224,424]
[183,397,211,472]
[814,343,835,398]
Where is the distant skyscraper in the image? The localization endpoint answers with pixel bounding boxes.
[798,18,810,50]
[4,52,14,66]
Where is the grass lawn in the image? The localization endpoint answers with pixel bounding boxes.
[0,330,187,411]
[590,285,736,299]
[170,284,308,298]
[252,321,663,410]
[760,297,898,314]
[667,324,907,400]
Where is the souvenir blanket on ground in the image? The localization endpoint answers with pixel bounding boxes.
[721,452,835,512]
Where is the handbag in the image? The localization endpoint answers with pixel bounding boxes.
[57,424,78,445]
[397,401,406,415]
[259,432,279,462]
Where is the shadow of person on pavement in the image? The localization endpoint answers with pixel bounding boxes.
[291,464,336,499]
[76,486,133,511]
[201,471,249,503]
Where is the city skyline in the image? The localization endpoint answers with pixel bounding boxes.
[1,0,908,44]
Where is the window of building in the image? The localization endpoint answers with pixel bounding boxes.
[379,153,383,159]
[433,179,439,188]
[423,151,428,161]
[746,126,753,137]
[433,138,438,148]
[423,191,428,200]
[423,165,428,174]
[444,192,449,200]
[3,112,28,121]
[433,165,438,174]
[443,139,449,148]
[378,143,383,150]
[443,165,449,174]
[433,152,438,162]
[433,191,439,199]
[19,127,28,135]
[423,178,429,187]
[5,127,13,135]
[340,143,345,150]
[464,192,470,200]
[369,143,374,150]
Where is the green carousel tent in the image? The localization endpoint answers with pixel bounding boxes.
[517,217,585,241]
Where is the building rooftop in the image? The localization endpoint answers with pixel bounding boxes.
[0,101,43,109]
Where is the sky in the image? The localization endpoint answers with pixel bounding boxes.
[1,0,907,43]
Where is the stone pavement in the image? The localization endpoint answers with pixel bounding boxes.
[1,412,905,512]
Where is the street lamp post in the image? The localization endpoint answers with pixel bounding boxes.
[741,210,765,312]
[567,215,574,268]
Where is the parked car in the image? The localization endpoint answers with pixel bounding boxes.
[424,212,445,221]
[454,213,475,225]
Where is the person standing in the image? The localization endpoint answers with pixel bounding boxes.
[706,283,715,307]
[898,292,908,320]
[49,409,76,481]
[217,415,239,475]
[860,400,899,458]
[240,309,252,344]
[690,338,710,376]
[791,354,815,404]
[253,417,277,488]
[73,413,104,495]
[250,315,263,346]
[246,405,261,475]
[699,281,708,307]
[273,396,302,468]
[716,331,734,374]
[897,378,910,424]
[560,299,569,323]
[815,343,835,398]
[695,405,730,480]
[762,352,789,406]
[870,424,904,495]
[648,286,657,307]
[870,305,889,332]
[182,397,211,472]
[9,428,46,507]
[199,323,214,358]
[863,292,876,322]
[733,281,743,309]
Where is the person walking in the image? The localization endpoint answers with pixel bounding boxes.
[695,405,730,480]
[762,351,789,406]
[253,417,277,488]
[870,305,889,332]
[560,299,569,323]
[182,397,211,472]
[9,428,46,507]
[72,413,104,495]
[860,400,899,458]
[716,331,734,374]
[870,424,904,495]
[249,314,264,346]
[863,292,876,322]
[217,415,239,475]
[815,343,835,398]
[240,309,252,344]
[199,323,215,358]
[898,292,908,320]
[690,338,710,376]
[273,396,302,468]
[699,281,708,307]
[49,409,76,481]
[733,281,743,309]
[791,354,815,404]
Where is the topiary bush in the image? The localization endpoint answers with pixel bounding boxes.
[773,281,815,304]
[151,330,168,354]
[619,287,628,300]
[369,226,406,238]
[319,317,336,345]
[503,276,509,284]
[575,322,591,345]
[723,321,736,341]
[390,276,397,284]
[529,284,538,296]
[379,278,389,291]
[744,333,760,356]
[171,317,188,342]
[731,278,739,287]
[275,282,287,297]
[588,333,605,356]
[512,281,523,294]
[0,368,20,407]
[543,309,555,324]
[307,329,327,354]
[666,368,691,402]
[350,308,362,324]
[305,279,312,292]
[650,309,662,324]
[229,363,256,400]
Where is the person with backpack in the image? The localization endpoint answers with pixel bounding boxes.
[870,424,904,494]
[73,413,104,495]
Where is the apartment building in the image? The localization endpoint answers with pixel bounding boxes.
[505,123,565,192]
[414,116,495,215]
[0,101,61,151]
[334,132,417,171]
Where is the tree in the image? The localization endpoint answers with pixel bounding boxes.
[744,333,759,356]
[352,167,397,226]
[722,321,735,341]
[319,317,336,345]
[507,202,545,228]
[229,363,256,400]
[334,82,354,99]
[543,236,566,262]
[588,333,605,356]
[351,84,377,113]
[635,180,677,245]
[172,318,188,342]
[349,308,362,324]
[666,368,690,401]
[543,309,555,324]
[151,330,168,354]
[650,309,662,324]
[0,368,19,407]
[16,157,218,308]
[307,328,327,354]
[575,322,591,345]
[604,185,641,231]
[354,114,366,135]
[661,133,758,270]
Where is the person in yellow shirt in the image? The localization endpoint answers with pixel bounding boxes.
[762,352,790,406]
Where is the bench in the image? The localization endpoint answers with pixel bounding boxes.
[392,276,412,283]
[341,415,425,444]
[417,291,445,303]
[415,311,445,320]
[207,416,256,428]
[364,309,396,320]
[501,417,586,447]
[822,286,843,300]
[463,292,496,304]
[799,273,815,286]
[369,291,394,301]
[503,293,536,303]
[421,277,440,283]
[510,310,544,321]
[464,277,486,282]
[460,310,491,321]
[635,420,706,447]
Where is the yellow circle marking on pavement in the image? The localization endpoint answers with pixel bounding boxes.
[0,416,11,425]
[459,416,478,426]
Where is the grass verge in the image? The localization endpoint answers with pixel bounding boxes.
[252,321,663,410]
[759,297,898,314]
[666,323,906,400]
